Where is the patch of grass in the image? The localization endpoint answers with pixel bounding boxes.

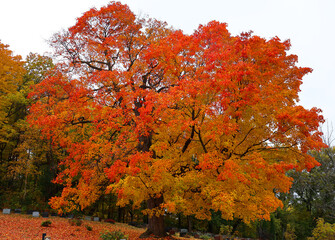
[41,220,52,227]
[69,218,83,226]
[100,230,128,240]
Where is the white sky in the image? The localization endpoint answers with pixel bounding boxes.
[1,0,334,125]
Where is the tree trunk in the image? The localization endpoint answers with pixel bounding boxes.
[129,209,134,222]
[232,218,241,235]
[187,215,193,233]
[140,195,166,238]
[178,213,182,229]
[118,206,123,222]
[135,100,166,237]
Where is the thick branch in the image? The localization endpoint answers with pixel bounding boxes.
[182,125,195,153]
[196,129,208,154]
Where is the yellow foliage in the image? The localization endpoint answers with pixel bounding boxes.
[0,41,25,145]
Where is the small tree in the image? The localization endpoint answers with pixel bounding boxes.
[308,218,335,240]
[284,224,297,240]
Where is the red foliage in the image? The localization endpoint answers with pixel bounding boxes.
[28,1,326,234]
[104,219,116,224]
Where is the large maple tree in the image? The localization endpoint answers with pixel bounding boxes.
[28,2,325,237]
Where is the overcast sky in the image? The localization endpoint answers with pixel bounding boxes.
[1,0,334,126]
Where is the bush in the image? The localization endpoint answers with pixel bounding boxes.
[69,218,83,226]
[104,219,116,224]
[41,220,52,227]
[308,218,335,240]
[85,224,93,231]
[220,224,233,235]
[199,234,212,240]
[100,230,128,240]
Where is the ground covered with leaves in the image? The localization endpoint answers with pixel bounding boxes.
[0,212,166,239]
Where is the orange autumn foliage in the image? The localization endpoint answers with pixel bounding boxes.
[28,1,325,233]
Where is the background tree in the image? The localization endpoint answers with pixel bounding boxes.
[28,2,325,237]
[308,218,335,240]
[0,41,25,162]
[0,49,56,210]
[250,123,335,240]
[12,53,58,207]
[281,134,335,238]
[0,41,25,205]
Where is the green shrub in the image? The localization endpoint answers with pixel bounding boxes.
[76,219,83,226]
[41,220,52,227]
[199,234,212,240]
[220,224,233,235]
[85,224,93,231]
[100,230,128,240]
[69,218,83,226]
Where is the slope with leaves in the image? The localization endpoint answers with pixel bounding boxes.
[0,213,149,240]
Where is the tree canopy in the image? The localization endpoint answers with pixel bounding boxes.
[0,41,25,160]
[27,2,325,237]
